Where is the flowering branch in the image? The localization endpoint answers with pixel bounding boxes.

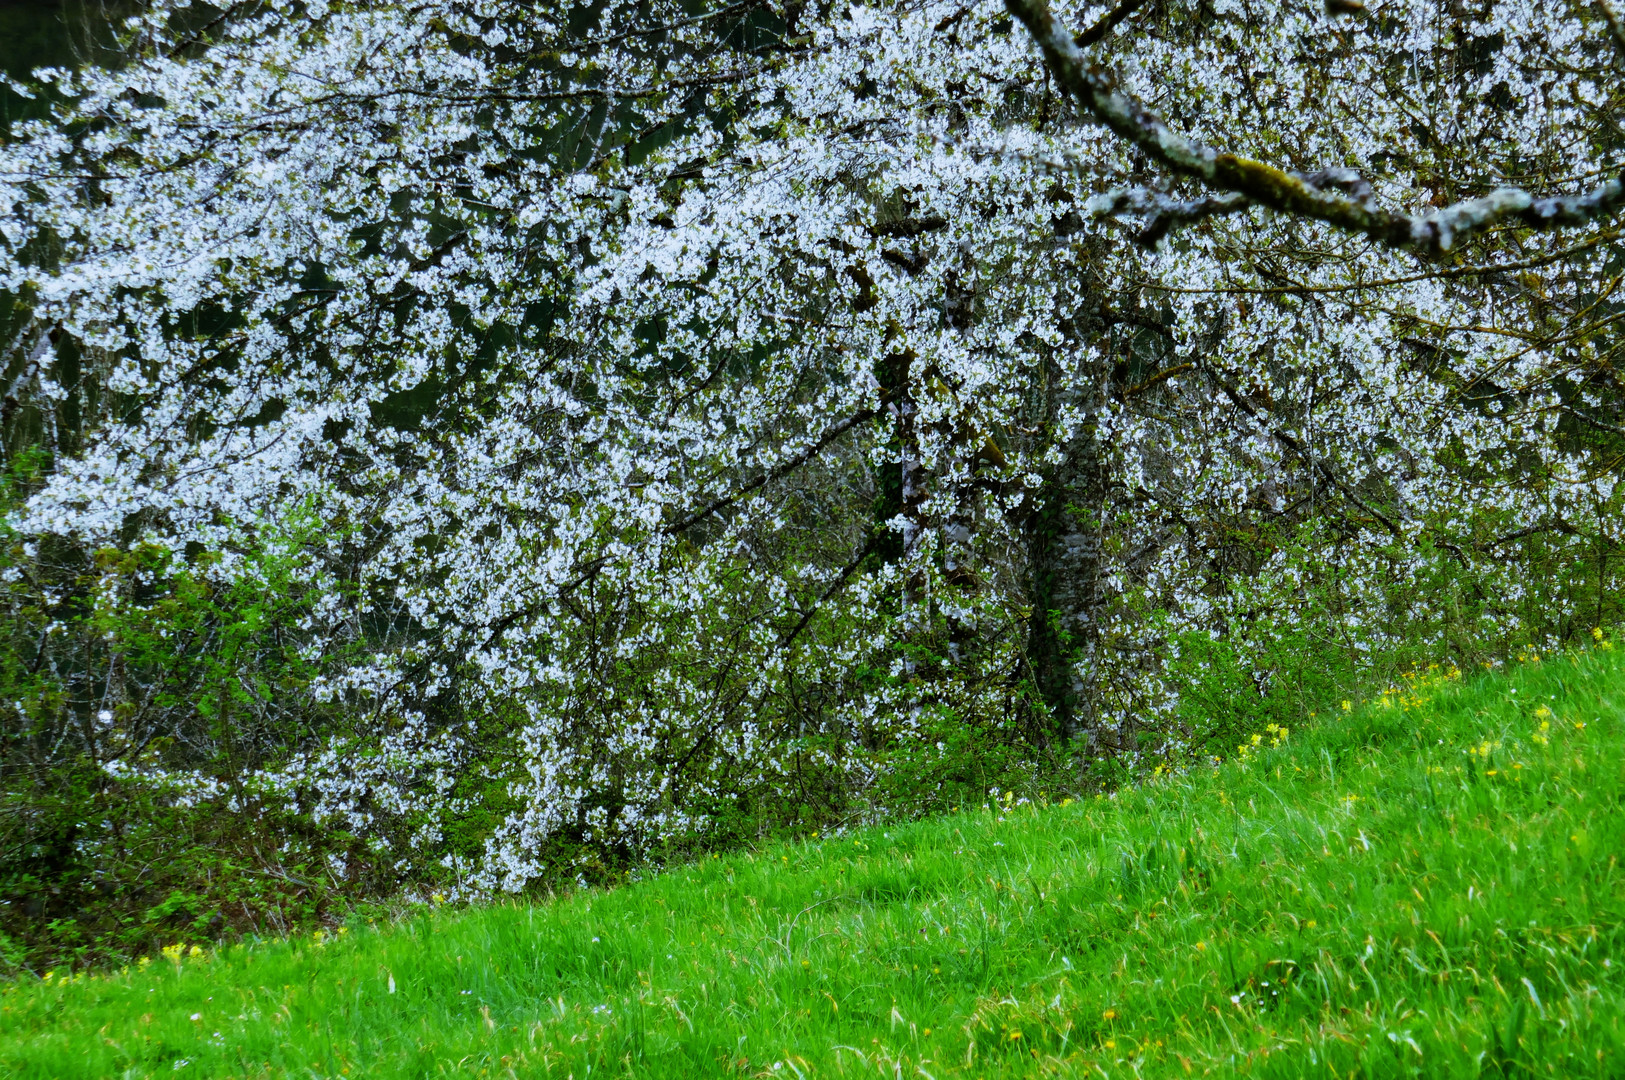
[1005,0,1625,253]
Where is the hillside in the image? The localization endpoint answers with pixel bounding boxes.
[4,646,1622,1078]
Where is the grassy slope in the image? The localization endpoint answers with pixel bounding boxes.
[4,648,1624,1079]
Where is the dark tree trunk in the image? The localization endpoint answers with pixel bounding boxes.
[1027,308,1110,749]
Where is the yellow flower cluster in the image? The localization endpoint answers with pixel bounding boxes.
[159,943,206,964]
[1376,663,1463,713]
[1234,722,1289,763]
[39,969,96,986]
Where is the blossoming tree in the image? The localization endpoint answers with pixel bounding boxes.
[1,0,1620,897]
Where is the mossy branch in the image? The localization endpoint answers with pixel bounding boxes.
[1006,0,1625,255]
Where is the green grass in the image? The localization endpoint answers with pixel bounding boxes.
[5,647,1625,1078]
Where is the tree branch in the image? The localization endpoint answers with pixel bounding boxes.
[1006,0,1625,254]
[1117,361,1193,400]
[1074,0,1148,47]
[779,532,879,649]
[1597,0,1625,60]
[1089,188,1249,245]
[663,408,881,537]
[1204,365,1403,538]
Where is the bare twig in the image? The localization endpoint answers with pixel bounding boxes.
[1118,361,1193,399]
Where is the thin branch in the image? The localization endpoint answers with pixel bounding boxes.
[1130,229,1622,296]
[1559,402,1625,438]
[1090,188,1249,245]
[571,0,768,50]
[663,408,881,537]
[1005,0,1625,254]
[1118,361,1193,399]
[1485,522,1561,549]
[779,533,879,649]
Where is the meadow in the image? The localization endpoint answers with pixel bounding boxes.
[4,644,1622,1078]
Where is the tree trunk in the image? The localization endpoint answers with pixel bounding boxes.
[1027,310,1110,749]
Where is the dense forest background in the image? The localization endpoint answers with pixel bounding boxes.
[2,0,1621,972]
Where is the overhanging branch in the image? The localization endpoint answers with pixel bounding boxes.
[1005,0,1625,254]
